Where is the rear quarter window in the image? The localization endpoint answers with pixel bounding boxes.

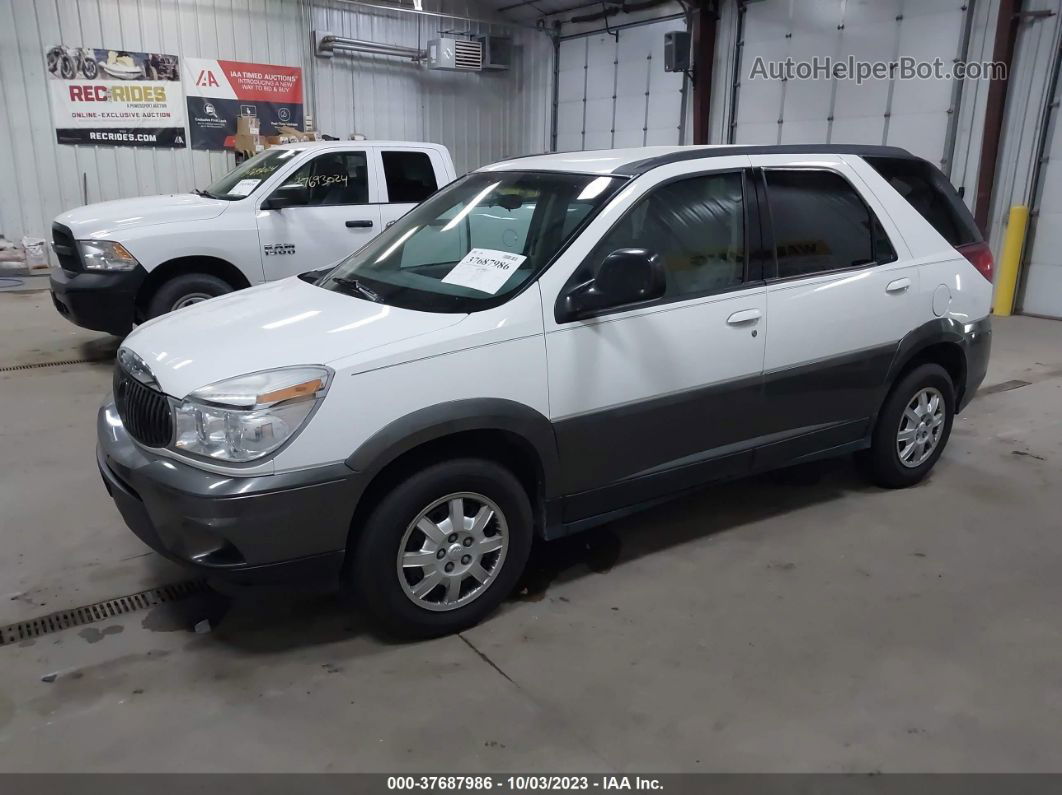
[864,156,982,246]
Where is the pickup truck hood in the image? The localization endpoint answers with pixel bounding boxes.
[55,194,229,239]
[122,277,466,398]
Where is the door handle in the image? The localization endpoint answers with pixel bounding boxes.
[345,220,374,228]
[886,278,911,294]
[726,308,762,325]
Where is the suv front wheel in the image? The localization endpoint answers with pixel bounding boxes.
[862,362,956,488]
[350,458,533,638]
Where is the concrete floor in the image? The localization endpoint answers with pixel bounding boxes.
[0,288,1060,772]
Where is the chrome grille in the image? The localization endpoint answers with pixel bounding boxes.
[113,365,173,447]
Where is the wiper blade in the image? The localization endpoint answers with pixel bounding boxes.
[193,188,218,199]
[332,277,381,303]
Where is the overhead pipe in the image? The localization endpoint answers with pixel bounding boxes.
[327,0,539,30]
[316,32,426,61]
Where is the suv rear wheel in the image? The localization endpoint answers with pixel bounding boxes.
[146,273,233,319]
[861,363,955,488]
[349,458,533,638]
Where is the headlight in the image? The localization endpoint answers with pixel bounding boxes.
[78,240,140,271]
[173,366,332,462]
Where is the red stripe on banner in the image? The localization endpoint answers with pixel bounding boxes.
[216,60,302,103]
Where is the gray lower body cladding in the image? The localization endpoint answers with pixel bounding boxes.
[97,404,358,584]
[96,316,991,578]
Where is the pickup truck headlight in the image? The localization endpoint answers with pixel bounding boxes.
[173,366,332,462]
[78,240,140,271]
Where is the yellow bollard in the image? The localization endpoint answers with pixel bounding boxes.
[993,205,1029,317]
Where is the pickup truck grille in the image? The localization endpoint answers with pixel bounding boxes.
[51,223,82,272]
[113,365,173,448]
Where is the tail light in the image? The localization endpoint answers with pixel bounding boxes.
[956,241,994,283]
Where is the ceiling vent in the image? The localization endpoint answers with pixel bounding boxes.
[427,38,482,71]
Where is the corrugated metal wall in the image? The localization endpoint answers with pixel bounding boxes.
[0,0,552,250]
[311,0,551,177]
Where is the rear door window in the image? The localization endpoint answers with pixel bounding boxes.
[382,150,439,203]
[864,156,982,246]
[764,169,897,279]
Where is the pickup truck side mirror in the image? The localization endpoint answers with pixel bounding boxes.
[262,183,309,210]
[559,248,666,321]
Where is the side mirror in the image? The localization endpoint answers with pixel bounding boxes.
[560,248,666,321]
[262,183,309,210]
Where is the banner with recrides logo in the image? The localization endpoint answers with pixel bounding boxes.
[45,45,185,147]
[183,58,303,150]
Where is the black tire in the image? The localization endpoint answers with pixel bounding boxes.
[860,363,955,489]
[82,58,98,80]
[59,55,76,80]
[349,458,533,639]
[146,273,233,319]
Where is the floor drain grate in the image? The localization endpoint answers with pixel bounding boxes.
[0,357,111,373]
[0,579,208,646]
[979,379,1031,395]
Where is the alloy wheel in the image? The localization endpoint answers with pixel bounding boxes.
[396,492,508,612]
[896,387,946,468]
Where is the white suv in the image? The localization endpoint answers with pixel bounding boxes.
[97,144,993,637]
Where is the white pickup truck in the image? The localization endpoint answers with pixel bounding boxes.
[49,140,456,335]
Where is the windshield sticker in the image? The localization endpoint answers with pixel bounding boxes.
[442,248,526,295]
[226,178,260,196]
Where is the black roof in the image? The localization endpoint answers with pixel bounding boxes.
[613,144,917,176]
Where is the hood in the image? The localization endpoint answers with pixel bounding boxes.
[122,277,466,398]
[55,194,230,239]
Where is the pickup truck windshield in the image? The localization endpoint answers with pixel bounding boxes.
[204,148,303,199]
[317,171,623,312]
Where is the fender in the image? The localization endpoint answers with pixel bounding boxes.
[884,318,966,381]
[880,316,991,414]
[345,398,561,499]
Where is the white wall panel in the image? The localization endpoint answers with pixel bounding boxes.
[554,15,688,152]
[0,0,553,249]
[730,0,969,167]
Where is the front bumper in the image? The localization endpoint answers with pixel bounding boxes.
[97,402,360,585]
[50,266,146,336]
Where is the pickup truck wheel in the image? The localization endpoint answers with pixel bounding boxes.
[349,458,533,639]
[147,273,232,318]
[860,363,955,489]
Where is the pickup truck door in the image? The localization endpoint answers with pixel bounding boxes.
[376,147,450,230]
[255,148,382,280]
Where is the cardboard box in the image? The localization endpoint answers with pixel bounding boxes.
[233,117,321,159]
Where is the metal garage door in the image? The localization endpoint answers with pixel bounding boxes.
[1019,45,1062,319]
[732,0,969,170]
[555,16,688,152]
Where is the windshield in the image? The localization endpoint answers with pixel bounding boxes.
[203,148,303,199]
[317,171,623,312]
